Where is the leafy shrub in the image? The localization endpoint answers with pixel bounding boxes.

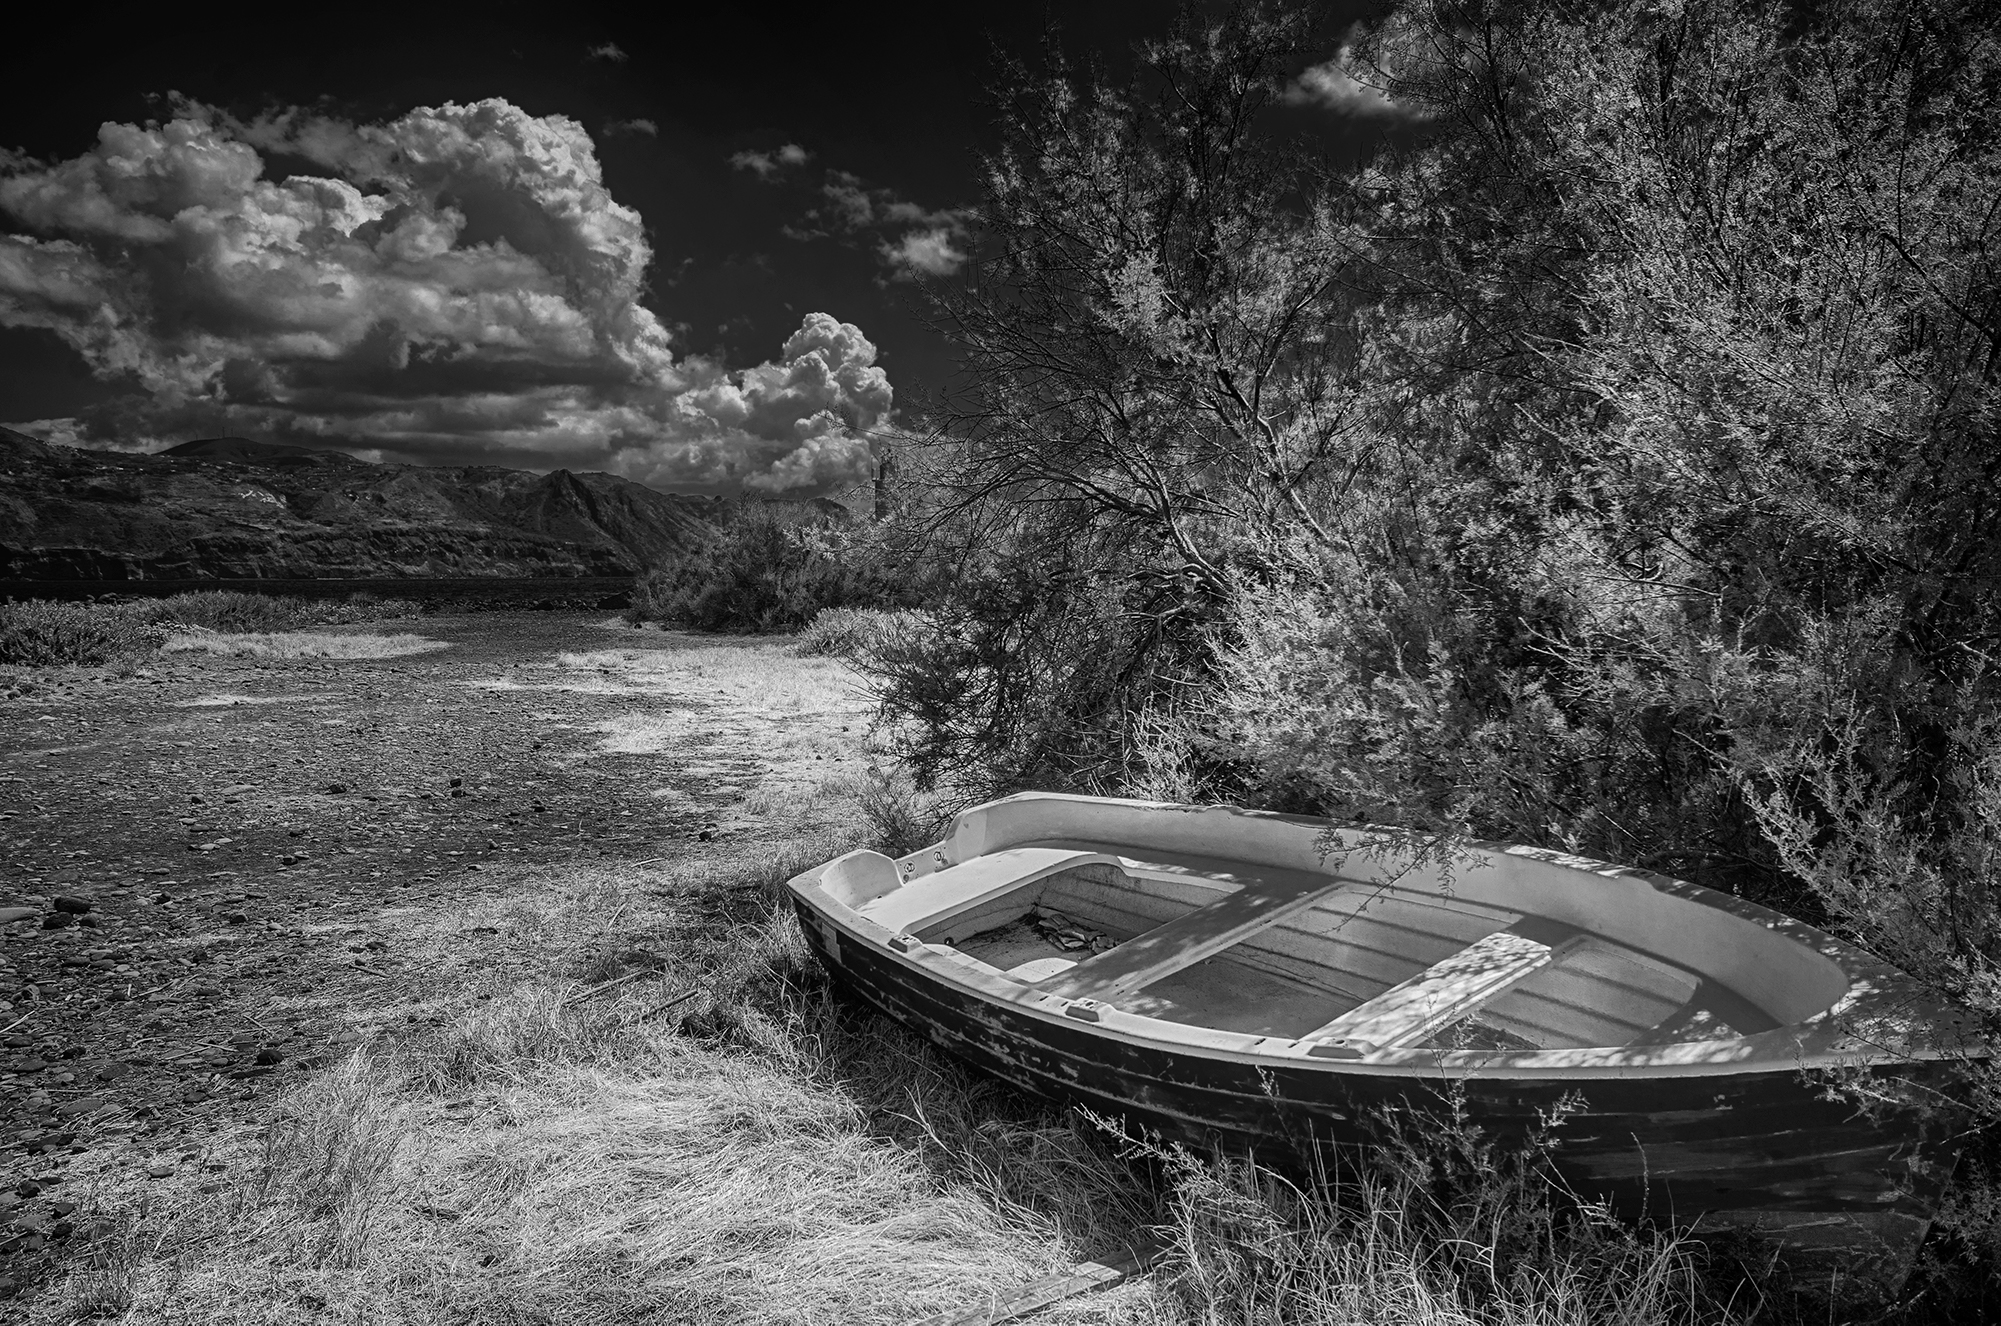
[628,507,918,634]
[0,600,162,666]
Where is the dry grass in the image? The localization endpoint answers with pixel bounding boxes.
[163,631,450,660]
[554,642,868,715]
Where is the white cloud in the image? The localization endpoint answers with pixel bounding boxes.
[879,227,966,280]
[588,43,628,62]
[0,100,891,494]
[1284,47,1423,121]
[605,118,658,138]
[798,171,971,281]
[730,143,810,179]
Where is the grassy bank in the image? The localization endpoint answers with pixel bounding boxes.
[24,833,1736,1326]
[8,623,1747,1326]
[7,614,1867,1325]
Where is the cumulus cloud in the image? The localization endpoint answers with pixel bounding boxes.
[795,170,971,280]
[1284,46,1424,121]
[729,143,810,179]
[605,118,658,137]
[0,100,890,494]
[588,43,628,62]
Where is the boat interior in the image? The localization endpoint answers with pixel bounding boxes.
[842,842,1800,1057]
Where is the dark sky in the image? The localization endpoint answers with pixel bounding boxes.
[0,2,1366,493]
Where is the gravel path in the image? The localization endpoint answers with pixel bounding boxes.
[0,611,872,1301]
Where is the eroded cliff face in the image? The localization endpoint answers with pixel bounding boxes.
[0,430,772,580]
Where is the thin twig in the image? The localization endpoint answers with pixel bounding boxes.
[637,987,699,1021]
[561,969,652,1008]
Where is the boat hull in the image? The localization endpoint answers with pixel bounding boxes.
[793,890,1946,1273]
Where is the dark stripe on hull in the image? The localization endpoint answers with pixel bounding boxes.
[797,897,1943,1229]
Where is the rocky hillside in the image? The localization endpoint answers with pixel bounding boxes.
[0,429,839,581]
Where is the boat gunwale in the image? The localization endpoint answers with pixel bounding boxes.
[787,794,1979,1081]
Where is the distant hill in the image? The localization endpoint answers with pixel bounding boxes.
[161,436,361,467]
[0,428,841,581]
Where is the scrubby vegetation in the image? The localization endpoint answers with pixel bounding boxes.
[0,600,163,667]
[627,506,922,634]
[0,592,422,666]
[127,590,421,633]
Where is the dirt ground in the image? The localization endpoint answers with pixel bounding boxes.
[0,611,877,1303]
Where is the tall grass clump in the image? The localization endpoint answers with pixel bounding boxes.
[234,1053,409,1269]
[628,506,924,634]
[0,600,161,666]
[793,605,931,660]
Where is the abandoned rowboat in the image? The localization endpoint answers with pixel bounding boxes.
[788,793,1978,1273]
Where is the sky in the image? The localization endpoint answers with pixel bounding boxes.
[0,2,1380,495]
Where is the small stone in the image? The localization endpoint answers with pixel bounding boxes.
[255,1047,283,1066]
[326,783,347,794]
[0,907,38,925]
[145,1164,173,1179]
[13,1182,37,1198]
[226,912,248,925]
[41,914,73,931]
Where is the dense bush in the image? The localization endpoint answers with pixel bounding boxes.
[885,0,2001,937]
[627,506,921,634]
[0,601,163,666]
[864,0,2001,1294]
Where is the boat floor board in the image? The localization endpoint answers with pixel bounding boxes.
[1037,870,1358,1003]
[1119,955,1355,1038]
[1479,942,1703,1050]
[861,847,1115,936]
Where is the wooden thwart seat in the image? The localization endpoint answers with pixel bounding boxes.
[1038,870,1355,1002]
[1304,929,1566,1057]
[860,847,1116,935]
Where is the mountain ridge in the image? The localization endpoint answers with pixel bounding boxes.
[0,428,842,581]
